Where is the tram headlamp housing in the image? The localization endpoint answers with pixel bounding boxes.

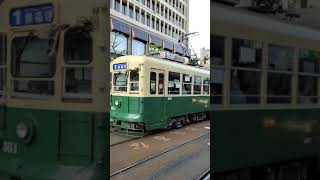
[115,100,121,107]
[16,122,29,140]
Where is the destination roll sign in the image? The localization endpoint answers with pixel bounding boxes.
[113,63,128,70]
[10,4,54,26]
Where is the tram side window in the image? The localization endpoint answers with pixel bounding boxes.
[212,34,225,104]
[268,45,293,71]
[158,73,164,94]
[150,72,157,94]
[194,76,202,95]
[65,68,92,95]
[212,35,224,65]
[168,72,181,95]
[182,74,192,95]
[130,70,139,93]
[298,49,319,104]
[267,44,293,103]
[230,70,260,104]
[232,38,262,68]
[64,29,92,64]
[203,77,210,95]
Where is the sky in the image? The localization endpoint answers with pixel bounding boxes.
[188,0,210,58]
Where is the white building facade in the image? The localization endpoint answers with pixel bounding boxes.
[110,0,190,59]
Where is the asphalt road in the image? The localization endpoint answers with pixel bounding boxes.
[110,120,210,180]
[111,133,210,180]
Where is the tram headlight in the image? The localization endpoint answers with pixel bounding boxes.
[16,122,29,139]
[115,100,121,107]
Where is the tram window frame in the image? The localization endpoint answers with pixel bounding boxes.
[193,76,202,95]
[150,72,157,95]
[158,73,164,95]
[297,49,319,104]
[232,38,263,69]
[129,70,139,94]
[266,44,294,104]
[113,71,128,93]
[64,28,93,65]
[230,70,261,104]
[168,71,181,95]
[63,67,93,99]
[182,74,192,95]
[12,36,56,78]
[212,34,225,104]
[203,77,209,95]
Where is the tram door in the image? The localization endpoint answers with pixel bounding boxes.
[149,69,166,128]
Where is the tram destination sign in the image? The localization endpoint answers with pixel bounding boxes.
[10,4,54,27]
[113,63,128,70]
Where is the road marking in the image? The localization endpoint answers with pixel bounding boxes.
[129,142,150,150]
[170,130,186,135]
[185,127,199,131]
[204,127,210,130]
[154,136,170,142]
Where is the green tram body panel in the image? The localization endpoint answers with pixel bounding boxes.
[111,95,209,131]
[212,109,320,173]
[0,107,108,180]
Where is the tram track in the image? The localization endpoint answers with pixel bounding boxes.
[196,168,210,180]
[110,132,210,178]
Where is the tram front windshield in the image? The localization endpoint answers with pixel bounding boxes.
[113,69,139,93]
[113,72,128,92]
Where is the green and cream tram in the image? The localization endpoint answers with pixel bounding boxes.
[110,55,210,132]
[213,1,320,179]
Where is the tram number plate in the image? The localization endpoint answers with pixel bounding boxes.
[2,141,18,154]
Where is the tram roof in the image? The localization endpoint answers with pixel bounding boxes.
[112,55,210,75]
[212,2,320,41]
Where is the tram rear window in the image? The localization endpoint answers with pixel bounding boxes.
[113,72,127,92]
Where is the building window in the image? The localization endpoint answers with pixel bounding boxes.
[132,39,146,55]
[141,12,145,24]
[152,0,155,11]
[122,2,127,15]
[147,15,150,26]
[141,0,145,5]
[156,20,160,31]
[147,0,150,8]
[168,72,181,95]
[110,32,128,56]
[135,9,140,21]
[129,6,134,19]
[115,0,121,12]
[152,17,155,29]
